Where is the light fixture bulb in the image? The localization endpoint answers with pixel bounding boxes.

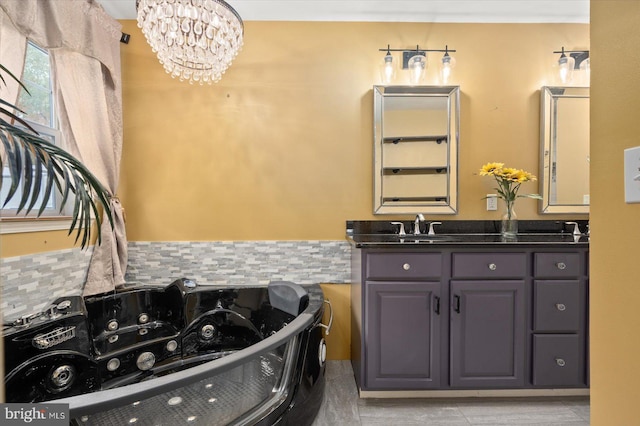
[558,51,575,84]
[408,54,427,85]
[379,49,397,84]
[580,57,590,82]
[439,52,456,84]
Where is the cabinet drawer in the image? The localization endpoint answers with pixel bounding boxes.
[532,334,584,387]
[366,252,442,280]
[534,281,581,331]
[451,253,526,278]
[534,253,582,278]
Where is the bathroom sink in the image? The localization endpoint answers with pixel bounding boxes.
[397,234,459,241]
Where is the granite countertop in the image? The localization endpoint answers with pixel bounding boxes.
[346,220,590,247]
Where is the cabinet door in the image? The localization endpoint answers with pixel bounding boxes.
[450,280,525,388]
[365,281,441,389]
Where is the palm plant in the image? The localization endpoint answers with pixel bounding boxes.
[0,64,112,248]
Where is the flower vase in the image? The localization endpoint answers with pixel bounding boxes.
[501,202,518,236]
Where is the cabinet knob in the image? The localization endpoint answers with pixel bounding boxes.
[556,303,567,311]
[488,263,497,271]
[555,358,566,367]
[403,263,411,271]
[556,262,567,270]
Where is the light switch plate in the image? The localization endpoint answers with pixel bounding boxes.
[486,194,498,211]
[624,146,640,203]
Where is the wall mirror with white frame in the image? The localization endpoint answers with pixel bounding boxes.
[539,86,590,214]
[373,85,459,214]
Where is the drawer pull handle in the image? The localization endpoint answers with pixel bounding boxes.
[556,262,567,270]
[403,263,411,271]
[556,303,567,311]
[488,263,497,271]
[555,358,566,367]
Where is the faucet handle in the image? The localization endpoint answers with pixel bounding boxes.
[413,214,425,235]
[391,222,407,237]
[565,221,581,236]
[428,222,442,235]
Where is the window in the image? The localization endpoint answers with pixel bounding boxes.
[1,41,70,221]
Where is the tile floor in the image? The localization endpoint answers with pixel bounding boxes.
[311,361,590,426]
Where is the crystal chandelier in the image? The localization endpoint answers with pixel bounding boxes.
[136,0,244,85]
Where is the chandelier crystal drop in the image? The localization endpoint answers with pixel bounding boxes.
[136,0,244,85]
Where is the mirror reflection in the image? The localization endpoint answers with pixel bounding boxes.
[373,86,459,214]
[540,86,589,214]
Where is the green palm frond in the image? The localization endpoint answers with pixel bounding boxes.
[0,65,112,249]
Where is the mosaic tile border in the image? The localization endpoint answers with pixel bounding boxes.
[1,240,351,320]
[1,247,93,320]
[126,241,351,286]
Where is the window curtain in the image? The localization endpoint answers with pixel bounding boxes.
[0,10,27,116]
[0,0,127,296]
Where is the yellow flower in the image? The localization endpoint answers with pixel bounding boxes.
[479,162,540,203]
[499,167,519,181]
[512,169,537,182]
[479,162,504,176]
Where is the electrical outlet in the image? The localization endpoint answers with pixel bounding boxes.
[486,194,498,211]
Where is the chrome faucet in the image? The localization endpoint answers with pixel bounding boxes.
[391,221,407,237]
[414,214,425,235]
[428,221,442,235]
[565,221,581,236]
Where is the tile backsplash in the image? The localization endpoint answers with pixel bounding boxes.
[125,241,351,285]
[1,247,93,320]
[1,240,350,320]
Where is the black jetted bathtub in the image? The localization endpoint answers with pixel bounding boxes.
[3,279,329,425]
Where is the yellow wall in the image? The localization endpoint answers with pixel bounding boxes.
[319,284,351,360]
[590,1,640,424]
[118,21,589,242]
[0,230,82,257]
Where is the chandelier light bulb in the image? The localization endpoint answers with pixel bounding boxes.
[137,0,244,85]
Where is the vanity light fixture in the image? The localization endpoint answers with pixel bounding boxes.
[555,47,590,84]
[136,0,244,85]
[378,45,456,85]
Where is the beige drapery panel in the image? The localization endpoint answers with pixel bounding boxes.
[0,10,26,112]
[0,0,127,295]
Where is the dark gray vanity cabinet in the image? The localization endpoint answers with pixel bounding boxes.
[351,245,589,392]
[362,252,443,389]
